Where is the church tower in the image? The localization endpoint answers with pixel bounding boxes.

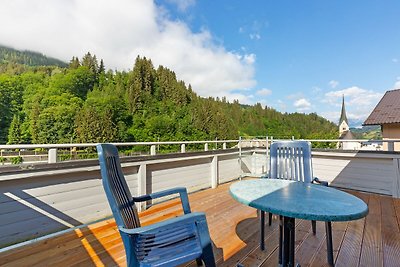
[339,95,349,136]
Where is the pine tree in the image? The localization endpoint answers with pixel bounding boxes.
[7,114,23,144]
[69,56,80,69]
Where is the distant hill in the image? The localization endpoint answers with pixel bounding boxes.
[0,53,338,145]
[350,125,381,139]
[0,45,67,67]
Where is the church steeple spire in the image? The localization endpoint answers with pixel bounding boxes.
[339,95,348,125]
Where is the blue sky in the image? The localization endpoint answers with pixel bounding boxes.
[1,0,399,126]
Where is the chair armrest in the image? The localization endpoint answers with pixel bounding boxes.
[118,212,207,235]
[312,177,329,186]
[132,187,191,214]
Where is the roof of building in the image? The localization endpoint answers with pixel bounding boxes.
[363,89,400,125]
[339,130,355,140]
[339,95,348,124]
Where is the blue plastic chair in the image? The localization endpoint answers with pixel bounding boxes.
[267,141,333,266]
[97,144,216,267]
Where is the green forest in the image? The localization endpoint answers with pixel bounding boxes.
[0,46,338,146]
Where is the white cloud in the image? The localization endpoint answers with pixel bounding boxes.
[249,33,261,40]
[256,88,272,96]
[294,98,311,112]
[276,100,287,111]
[166,0,195,12]
[312,86,322,93]
[329,80,339,89]
[323,86,383,125]
[287,93,303,100]
[0,0,256,98]
[224,92,254,104]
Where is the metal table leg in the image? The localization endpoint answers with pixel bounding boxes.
[260,210,265,250]
[282,216,297,267]
[325,221,334,266]
[279,215,283,265]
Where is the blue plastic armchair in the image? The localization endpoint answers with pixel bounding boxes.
[97,144,215,267]
[267,141,333,266]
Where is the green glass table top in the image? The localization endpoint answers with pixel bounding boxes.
[230,179,368,221]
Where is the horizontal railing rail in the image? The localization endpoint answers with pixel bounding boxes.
[1,137,400,165]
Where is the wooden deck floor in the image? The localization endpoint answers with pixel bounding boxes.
[1,180,400,267]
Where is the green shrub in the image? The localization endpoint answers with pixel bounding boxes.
[10,156,23,165]
[59,154,72,161]
[0,157,7,165]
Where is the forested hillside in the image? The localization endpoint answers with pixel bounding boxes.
[0,50,337,145]
[0,45,67,71]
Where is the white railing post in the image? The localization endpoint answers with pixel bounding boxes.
[266,136,269,175]
[138,164,147,211]
[48,148,57,163]
[181,144,186,153]
[150,145,156,155]
[388,141,394,152]
[204,143,208,151]
[251,151,257,175]
[223,142,226,149]
[211,155,218,188]
[393,158,400,198]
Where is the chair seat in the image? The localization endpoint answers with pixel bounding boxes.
[128,213,205,266]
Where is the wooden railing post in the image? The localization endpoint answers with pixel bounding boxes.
[138,164,147,211]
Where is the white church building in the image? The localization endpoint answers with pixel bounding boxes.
[337,96,361,150]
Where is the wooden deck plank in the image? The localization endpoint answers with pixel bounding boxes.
[309,221,349,267]
[219,215,280,267]
[292,217,327,265]
[359,193,383,267]
[380,195,400,267]
[236,216,295,267]
[335,191,369,267]
[0,182,399,267]
[260,218,312,267]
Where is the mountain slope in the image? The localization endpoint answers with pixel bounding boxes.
[0,45,67,67]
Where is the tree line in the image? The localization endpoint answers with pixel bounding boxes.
[0,51,338,145]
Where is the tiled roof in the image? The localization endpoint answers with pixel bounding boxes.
[363,89,400,125]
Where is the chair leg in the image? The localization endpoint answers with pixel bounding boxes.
[269,212,273,226]
[201,245,216,267]
[197,218,216,267]
[312,220,316,235]
[325,221,334,267]
[196,258,203,266]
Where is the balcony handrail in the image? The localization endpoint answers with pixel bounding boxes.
[2,138,400,150]
[0,140,240,150]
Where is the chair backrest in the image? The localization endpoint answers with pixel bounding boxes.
[269,141,313,183]
[97,143,140,229]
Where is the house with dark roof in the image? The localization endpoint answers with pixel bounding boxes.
[364,89,400,151]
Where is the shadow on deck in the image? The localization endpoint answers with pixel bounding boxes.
[1,180,400,267]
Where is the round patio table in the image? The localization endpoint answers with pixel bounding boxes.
[230,179,368,267]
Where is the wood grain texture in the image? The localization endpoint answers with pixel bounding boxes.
[0,180,399,267]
